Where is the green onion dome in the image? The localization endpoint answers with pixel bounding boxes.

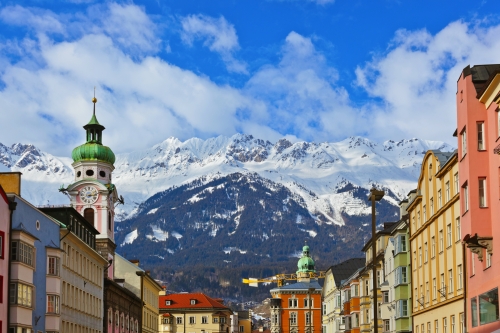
[72,97,115,165]
[297,244,316,273]
[72,143,115,165]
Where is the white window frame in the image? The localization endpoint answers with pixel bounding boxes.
[479,178,487,207]
[477,122,485,150]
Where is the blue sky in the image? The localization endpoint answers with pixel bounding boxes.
[1,0,500,154]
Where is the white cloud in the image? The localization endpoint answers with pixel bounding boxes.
[244,31,366,142]
[0,5,65,34]
[181,14,247,74]
[2,3,500,159]
[355,21,500,144]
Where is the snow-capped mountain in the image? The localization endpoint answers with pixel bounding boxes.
[0,134,454,225]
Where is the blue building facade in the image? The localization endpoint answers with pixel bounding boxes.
[10,195,62,333]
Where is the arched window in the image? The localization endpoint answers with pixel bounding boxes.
[108,212,112,231]
[84,208,94,226]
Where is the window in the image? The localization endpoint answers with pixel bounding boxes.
[305,312,311,325]
[479,178,486,207]
[323,304,326,315]
[441,273,445,294]
[457,265,462,290]
[431,236,436,258]
[396,300,408,318]
[447,224,452,248]
[451,315,455,333]
[383,291,389,303]
[438,190,442,208]
[477,122,485,150]
[460,313,464,333]
[288,298,298,308]
[423,205,427,222]
[461,128,467,157]
[471,297,478,327]
[424,242,428,262]
[304,298,313,307]
[190,299,196,305]
[433,278,437,300]
[202,316,208,324]
[419,247,422,266]
[454,173,459,195]
[384,320,390,332]
[11,241,34,267]
[426,282,429,302]
[0,231,4,259]
[47,295,60,314]
[48,257,60,276]
[290,312,297,325]
[177,317,183,324]
[479,288,499,325]
[456,218,461,241]
[439,230,444,252]
[394,235,407,254]
[486,252,492,268]
[165,300,171,305]
[418,211,421,226]
[472,253,476,276]
[9,282,33,307]
[84,208,94,226]
[395,266,408,285]
[428,322,431,333]
[463,183,469,212]
[240,326,244,332]
[435,320,439,333]
[445,182,450,202]
[443,317,448,333]
[448,269,453,294]
[189,317,195,324]
[430,198,434,215]
[498,111,500,138]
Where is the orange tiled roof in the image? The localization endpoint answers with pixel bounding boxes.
[159,293,230,310]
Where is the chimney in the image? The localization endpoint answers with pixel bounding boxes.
[0,172,22,196]
[129,259,140,266]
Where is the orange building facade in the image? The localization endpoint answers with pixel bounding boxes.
[270,246,323,333]
[456,65,500,332]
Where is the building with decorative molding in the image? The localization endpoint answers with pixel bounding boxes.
[406,150,464,333]
[64,96,143,333]
[0,185,11,333]
[269,245,323,333]
[321,258,364,333]
[158,292,233,333]
[40,206,109,333]
[456,64,500,332]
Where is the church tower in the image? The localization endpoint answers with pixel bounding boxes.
[67,96,118,278]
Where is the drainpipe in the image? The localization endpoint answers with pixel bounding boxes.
[462,241,467,332]
[7,198,17,330]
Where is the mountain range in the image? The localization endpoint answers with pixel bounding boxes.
[0,134,454,298]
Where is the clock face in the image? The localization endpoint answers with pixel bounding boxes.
[79,186,99,204]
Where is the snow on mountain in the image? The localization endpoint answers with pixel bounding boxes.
[0,135,455,225]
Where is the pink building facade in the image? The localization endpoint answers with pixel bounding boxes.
[0,186,10,333]
[456,64,500,332]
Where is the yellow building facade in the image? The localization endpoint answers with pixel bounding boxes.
[407,150,465,333]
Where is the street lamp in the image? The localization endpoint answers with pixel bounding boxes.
[368,188,384,333]
[308,288,314,333]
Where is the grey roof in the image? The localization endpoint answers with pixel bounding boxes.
[463,64,500,97]
[270,280,322,292]
[430,150,455,167]
[327,258,365,287]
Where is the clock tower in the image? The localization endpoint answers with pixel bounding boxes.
[67,96,118,278]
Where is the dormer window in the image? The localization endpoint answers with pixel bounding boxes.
[190,299,196,305]
[165,300,171,305]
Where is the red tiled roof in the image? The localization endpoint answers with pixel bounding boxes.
[159,293,229,310]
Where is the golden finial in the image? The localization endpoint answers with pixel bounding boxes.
[92,86,97,104]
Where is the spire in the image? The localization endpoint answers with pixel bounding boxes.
[84,90,105,143]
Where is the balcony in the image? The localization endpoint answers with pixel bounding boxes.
[350,297,360,312]
[360,296,370,305]
[360,323,371,332]
[344,301,351,314]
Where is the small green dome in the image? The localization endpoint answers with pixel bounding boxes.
[72,142,115,165]
[297,256,315,273]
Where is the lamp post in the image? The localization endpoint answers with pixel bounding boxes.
[368,188,384,333]
[308,288,314,333]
